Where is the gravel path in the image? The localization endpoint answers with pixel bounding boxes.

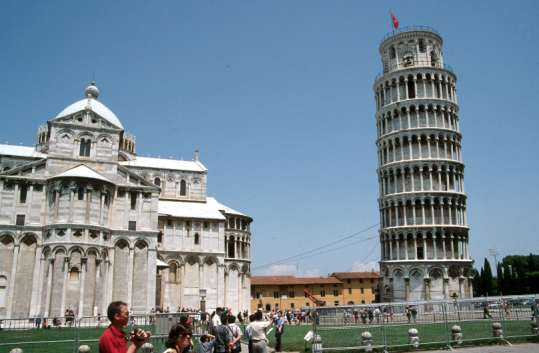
[420,343,539,353]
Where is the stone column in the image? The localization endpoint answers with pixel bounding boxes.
[147,248,157,312]
[412,203,417,225]
[429,168,434,190]
[78,258,87,318]
[403,203,408,226]
[95,259,102,315]
[450,235,455,259]
[421,200,426,225]
[422,235,428,260]
[411,170,415,191]
[60,256,69,317]
[44,258,54,317]
[29,246,44,317]
[440,201,445,224]
[395,236,400,260]
[6,244,20,318]
[442,234,447,259]
[389,236,393,260]
[432,235,438,259]
[404,79,409,99]
[127,247,134,307]
[395,204,400,226]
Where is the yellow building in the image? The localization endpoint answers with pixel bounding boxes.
[331,272,379,305]
[250,272,379,312]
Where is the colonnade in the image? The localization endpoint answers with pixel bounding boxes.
[380,232,469,261]
[375,72,457,109]
[378,134,462,165]
[379,164,464,195]
[225,234,250,259]
[380,196,467,228]
[377,103,459,136]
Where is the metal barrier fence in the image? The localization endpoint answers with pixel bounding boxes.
[0,312,209,353]
[310,294,539,352]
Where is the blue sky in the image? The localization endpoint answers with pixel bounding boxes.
[2,1,538,276]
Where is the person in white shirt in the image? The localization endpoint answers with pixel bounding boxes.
[246,310,273,353]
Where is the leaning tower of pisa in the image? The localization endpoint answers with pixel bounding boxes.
[374,27,474,302]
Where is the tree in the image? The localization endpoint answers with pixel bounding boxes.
[481,258,494,296]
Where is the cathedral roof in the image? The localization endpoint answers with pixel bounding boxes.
[51,164,113,183]
[158,199,226,220]
[208,197,248,218]
[120,156,207,172]
[0,144,47,158]
[54,82,124,129]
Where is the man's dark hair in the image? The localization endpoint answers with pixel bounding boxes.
[228,315,236,324]
[220,312,228,325]
[166,324,192,349]
[254,310,263,321]
[107,301,127,322]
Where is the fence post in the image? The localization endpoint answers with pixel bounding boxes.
[73,318,81,353]
[443,301,451,349]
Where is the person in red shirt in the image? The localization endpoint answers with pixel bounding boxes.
[99,301,149,353]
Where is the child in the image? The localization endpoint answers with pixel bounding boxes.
[196,334,215,353]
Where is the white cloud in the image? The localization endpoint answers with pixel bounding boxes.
[262,264,297,276]
[260,264,321,277]
[350,260,379,272]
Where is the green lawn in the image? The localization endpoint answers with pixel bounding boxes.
[0,319,536,353]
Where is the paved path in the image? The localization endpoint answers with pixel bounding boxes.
[421,343,539,353]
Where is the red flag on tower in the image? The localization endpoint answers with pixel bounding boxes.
[390,12,399,29]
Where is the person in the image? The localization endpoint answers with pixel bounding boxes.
[373,307,381,324]
[483,303,493,319]
[360,309,367,324]
[99,301,150,353]
[246,310,272,353]
[353,309,359,324]
[405,306,412,323]
[35,316,42,328]
[367,308,374,324]
[227,314,243,353]
[483,303,492,319]
[195,334,215,353]
[245,313,256,353]
[410,306,418,323]
[213,313,232,353]
[274,312,285,352]
[163,323,192,353]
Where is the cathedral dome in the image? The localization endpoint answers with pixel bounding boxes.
[54,82,124,130]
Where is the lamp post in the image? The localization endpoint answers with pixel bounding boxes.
[200,288,207,313]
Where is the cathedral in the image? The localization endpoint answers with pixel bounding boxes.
[0,83,252,319]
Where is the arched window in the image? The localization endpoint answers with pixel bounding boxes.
[69,267,80,281]
[390,46,396,59]
[154,177,161,187]
[228,237,235,258]
[194,233,200,245]
[79,138,91,157]
[180,180,187,196]
[169,262,177,282]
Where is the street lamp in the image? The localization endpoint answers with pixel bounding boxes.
[199,288,207,312]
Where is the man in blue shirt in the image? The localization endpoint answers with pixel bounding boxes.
[274,311,285,352]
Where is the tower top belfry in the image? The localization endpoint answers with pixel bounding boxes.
[379,26,445,75]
